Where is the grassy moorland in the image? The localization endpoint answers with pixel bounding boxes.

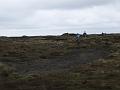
[0,34,120,90]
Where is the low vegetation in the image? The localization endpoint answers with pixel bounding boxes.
[0,34,120,90]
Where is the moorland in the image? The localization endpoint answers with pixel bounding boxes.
[0,33,120,90]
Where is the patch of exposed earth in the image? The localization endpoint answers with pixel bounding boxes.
[0,48,108,75]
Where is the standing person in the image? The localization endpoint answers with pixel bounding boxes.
[83,31,87,37]
[76,33,80,45]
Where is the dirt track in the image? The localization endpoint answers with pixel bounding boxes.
[0,48,108,75]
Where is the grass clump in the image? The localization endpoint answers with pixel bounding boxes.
[0,63,12,77]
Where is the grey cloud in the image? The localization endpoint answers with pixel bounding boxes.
[27,0,117,10]
[0,0,120,36]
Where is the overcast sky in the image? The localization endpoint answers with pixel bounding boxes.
[0,0,120,36]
